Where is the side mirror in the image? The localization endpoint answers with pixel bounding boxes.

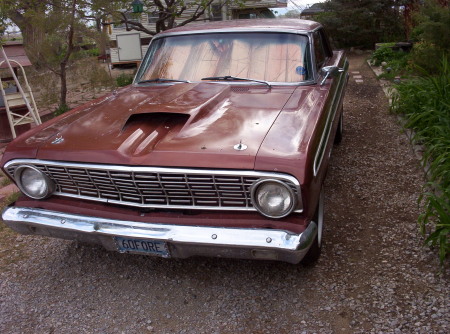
[320,66,344,86]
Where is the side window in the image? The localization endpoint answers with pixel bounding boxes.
[313,31,326,71]
[318,29,333,57]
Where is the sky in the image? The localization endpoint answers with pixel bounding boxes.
[288,0,326,8]
[277,0,326,14]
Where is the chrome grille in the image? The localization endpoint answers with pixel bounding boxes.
[6,160,300,212]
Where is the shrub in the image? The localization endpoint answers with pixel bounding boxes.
[409,41,447,75]
[371,44,411,80]
[72,48,100,60]
[371,45,398,66]
[85,48,100,57]
[391,56,450,265]
[412,0,450,51]
[408,0,450,75]
[116,73,134,87]
[53,104,70,116]
[371,44,409,67]
[84,59,115,91]
[315,1,405,49]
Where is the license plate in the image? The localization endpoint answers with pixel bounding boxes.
[114,237,169,257]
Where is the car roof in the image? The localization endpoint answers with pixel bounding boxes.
[158,18,321,36]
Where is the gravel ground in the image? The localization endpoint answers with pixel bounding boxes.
[0,53,448,334]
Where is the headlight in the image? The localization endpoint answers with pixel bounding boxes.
[251,179,296,218]
[14,165,55,199]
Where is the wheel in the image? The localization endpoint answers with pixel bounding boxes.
[301,187,324,265]
[334,109,343,144]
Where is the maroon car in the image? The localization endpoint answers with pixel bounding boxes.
[1,19,348,264]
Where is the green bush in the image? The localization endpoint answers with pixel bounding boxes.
[371,44,411,80]
[371,44,409,67]
[116,73,134,87]
[84,48,100,57]
[53,104,70,116]
[72,48,100,60]
[391,56,450,265]
[315,1,405,49]
[408,0,450,75]
[409,41,447,75]
[371,46,397,66]
[412,0,450,51]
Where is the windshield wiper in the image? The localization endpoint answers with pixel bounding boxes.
[137,78,190,84]
[201,75,271,88]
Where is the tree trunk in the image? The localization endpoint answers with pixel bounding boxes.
[59,61,68,108]
[7,7,46,66]
[58,0,77,109]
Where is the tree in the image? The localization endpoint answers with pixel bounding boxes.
[316,0,407,49]
[0,1,47,50]
[0,0,243,109]
[282,9,301,19]
[110,0,240,36]
[408,0,450,73]
[412,0,450,49]
[0,0,99,110]
[1,0,243,62]
[40,0,80,111]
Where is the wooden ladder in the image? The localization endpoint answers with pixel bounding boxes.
[0,45,41,138]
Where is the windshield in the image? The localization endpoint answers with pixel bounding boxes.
[135,32,311,84]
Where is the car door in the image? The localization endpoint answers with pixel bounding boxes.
[312,29,348,177]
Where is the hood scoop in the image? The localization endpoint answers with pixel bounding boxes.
[119,112,190,156]
[121,82,231,139]
[122,112,189,132]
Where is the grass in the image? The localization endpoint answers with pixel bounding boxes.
[2,191,20,206]
[116,73,134,87]
[53,104,71,116]
[391,56,450,266]
[0,171,12,187]
[0,191,25,271]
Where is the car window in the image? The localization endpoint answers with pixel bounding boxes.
[136,32,310,83]
[313,31,326,71]
[318,29,332,57]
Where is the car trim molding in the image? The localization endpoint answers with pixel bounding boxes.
[313,59,349,176]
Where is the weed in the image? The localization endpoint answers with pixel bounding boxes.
[81,59,115,94]
[0,191,26,271]
[116,73,134,87]
[0,176,12,187]
[53,104,70,116]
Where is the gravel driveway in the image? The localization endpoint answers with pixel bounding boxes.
[0,53,448,334]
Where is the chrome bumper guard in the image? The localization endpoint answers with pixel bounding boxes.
[1,206,317,264]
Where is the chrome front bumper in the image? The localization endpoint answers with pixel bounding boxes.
[1,206,317,264]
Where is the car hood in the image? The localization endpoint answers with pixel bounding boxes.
[6,83,317,170]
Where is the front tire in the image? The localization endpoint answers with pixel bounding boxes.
[301,187,324,266]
